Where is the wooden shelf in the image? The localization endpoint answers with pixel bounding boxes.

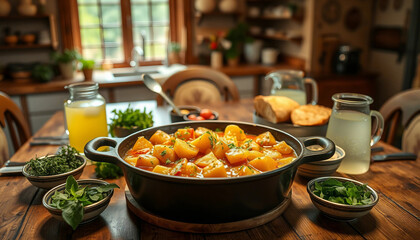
[0,14,51,20]
[251,34,303,44]
[195,11,243,25]
[0,44,54,50]
[247,15,303,23]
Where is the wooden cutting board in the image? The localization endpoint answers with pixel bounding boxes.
[125,187,291,233]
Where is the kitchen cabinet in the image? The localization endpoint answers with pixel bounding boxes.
[0,14,58,50]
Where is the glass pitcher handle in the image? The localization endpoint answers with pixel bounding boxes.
[370,110,384,146]
[304,78,318,105]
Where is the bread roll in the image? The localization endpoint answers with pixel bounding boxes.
[254,95,300,123]
[291,105,332,126]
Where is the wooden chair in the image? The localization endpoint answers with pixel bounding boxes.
[156,66,240,106]
[0,91,31,152]
[379,89,420,146]
[402,114,420,155]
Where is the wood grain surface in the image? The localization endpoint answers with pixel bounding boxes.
[0,99,419,240]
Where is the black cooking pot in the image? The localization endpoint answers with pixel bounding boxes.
[85,121,334,224]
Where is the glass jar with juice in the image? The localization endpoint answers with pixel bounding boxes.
[326,93,384,174]
[64,83,108,152]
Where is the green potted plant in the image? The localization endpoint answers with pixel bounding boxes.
[51,49,80,79]
[224,23,253,66]
[109,105,154,138]
[79,59,95,81]
[32,63,54,83]
[168,42,182,65]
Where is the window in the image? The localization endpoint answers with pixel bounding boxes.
[76,0,169,65]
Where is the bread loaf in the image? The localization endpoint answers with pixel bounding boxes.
[254,95,300,123]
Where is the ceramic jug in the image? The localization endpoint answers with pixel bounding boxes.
[18,0,37,16]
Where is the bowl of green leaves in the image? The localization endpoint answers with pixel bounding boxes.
[307,176,379,221]
[22,145,86,189]
[42,176,119,230]
[109,105,154,138]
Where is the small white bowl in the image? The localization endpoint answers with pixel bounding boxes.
[307,176,379,221]
[42,179,114,225]
[22,155,86,189]
[298,145,345,178]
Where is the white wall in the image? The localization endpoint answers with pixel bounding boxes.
[368,0,412,106]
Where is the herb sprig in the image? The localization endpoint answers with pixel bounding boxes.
[50,176,119,230]
[312,178,373,205]
[108,105,153,137]
[26,145,83,176]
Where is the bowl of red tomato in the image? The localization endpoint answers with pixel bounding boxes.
[170,105,201,123]
[184,109,219,121]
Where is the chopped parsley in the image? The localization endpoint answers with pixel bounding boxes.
[160,150,167,156]
[26,145,83,176]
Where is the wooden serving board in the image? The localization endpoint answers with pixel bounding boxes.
[125,187,291,233]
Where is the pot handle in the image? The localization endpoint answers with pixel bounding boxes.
[298,136,335,165]
[84,137,123,166]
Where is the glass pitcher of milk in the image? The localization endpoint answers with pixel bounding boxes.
[265,70,318,105]
[326,93,384,175]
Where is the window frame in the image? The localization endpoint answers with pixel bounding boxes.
[59,0,178,68]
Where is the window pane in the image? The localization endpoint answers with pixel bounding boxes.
[78,5,100,26]
[105,47,124,61]
[81,28,102,46]
[83,48,103,60]
[104,28,122,44]
[153,43,166,59]
[151,3,168,22]
[133,26,151,44]
[102,5,121,25]
[78,0,97,4]
[153,26,168,42]
[131,3,150,23]
[101,0,120,3]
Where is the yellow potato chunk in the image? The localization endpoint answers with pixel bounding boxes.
[125,156,138,166]
[223,135,238,148]
[255,131,277,146]
[174,128,194,140]
[195,152,219,168]
[132,136,153,151]
[240,139,261,151]
[135,154,160,168]
[263,149,283,160]
[249,156,277,171]
[191,132,216,153]
[184,162,202,177]
[235,165,258,176]
[174,139,199,159]
[194,127,212,137]
[224,125,246,141]
[276,157,295,168]
[273,141,294,155]
[212,139,229,159]
[202,160,227,178]
[150,130,172,145]
[225,148,249,165]
[152,145,177,164]
[152,165,171,175]
[247,150,264,161]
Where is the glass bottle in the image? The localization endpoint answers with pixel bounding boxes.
[64,83,108,152]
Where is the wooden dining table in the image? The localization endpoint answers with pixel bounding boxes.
[1,99,419,239]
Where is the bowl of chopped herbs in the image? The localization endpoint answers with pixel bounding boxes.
[42,176,119,230]
[307,176,379,221]
[109,105,154,138]
[22,145,86,189]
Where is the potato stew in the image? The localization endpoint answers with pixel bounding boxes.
[123,124,297,178]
